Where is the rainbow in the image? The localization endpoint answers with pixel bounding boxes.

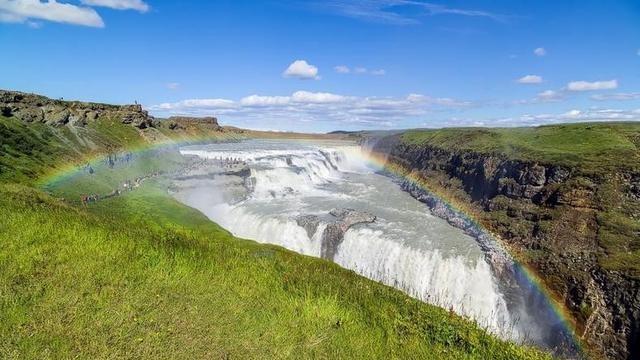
[38,131,243,187]
[39,134,586,356]
[360,149,586,356]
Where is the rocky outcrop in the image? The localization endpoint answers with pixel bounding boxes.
[168,116,218,126]
[370,137,640,360]
[321,208,376,259]
[296,215,322,239]
[0,89,154,129]
[165,116,221,131]
[296,208,376,260]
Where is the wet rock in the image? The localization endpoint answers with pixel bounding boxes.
[296,208,376,260]
[296,215,321,238]
[321,208,376,260]
[329,208,376,227]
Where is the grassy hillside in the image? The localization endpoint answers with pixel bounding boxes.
[0,114,236,185]
[0,110,549,358]
[0,183,548,359]
[402,122,640,174]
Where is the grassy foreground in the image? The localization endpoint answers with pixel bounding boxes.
[0,111,549,358]
[0,183,547,359]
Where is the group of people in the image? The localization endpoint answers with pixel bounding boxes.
[78,152,243,207]
[79,176,147,206]
[84,163,95,174]
[212,156,246,168]
[105,152,134,169]
[80,194,99,206]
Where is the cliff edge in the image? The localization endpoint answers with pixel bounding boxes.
[368,123,640,360]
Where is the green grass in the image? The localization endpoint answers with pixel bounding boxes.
[0,115,147,185]
[0,184,548,359]
[595,180,640,276]
[0,114,236,185]
[402,122,640,173]
[42,148,185,202]
[0,116,69,183]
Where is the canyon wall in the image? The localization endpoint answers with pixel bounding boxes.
[370,134,640,360]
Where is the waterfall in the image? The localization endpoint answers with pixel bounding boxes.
[173,140,561,345]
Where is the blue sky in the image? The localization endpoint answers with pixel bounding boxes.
[1,0,640,132]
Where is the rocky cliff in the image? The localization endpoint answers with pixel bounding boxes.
[369,129,640,360]
[0,90,154,129]
[167,116,219,126]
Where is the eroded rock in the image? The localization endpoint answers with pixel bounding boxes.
[0,89,154,129]
[296,208,376,260]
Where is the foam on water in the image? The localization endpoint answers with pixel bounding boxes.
[175,139,567,347]
[335,227,515,337]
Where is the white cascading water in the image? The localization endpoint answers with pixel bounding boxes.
[175,140,545,343]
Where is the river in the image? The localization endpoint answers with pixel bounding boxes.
[172,139,574,354]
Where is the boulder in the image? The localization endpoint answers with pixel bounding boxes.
[45,109,70,125]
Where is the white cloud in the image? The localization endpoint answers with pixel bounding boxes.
[533,47,546,56]
[591,92,640,101]
[149,91,472,127]
[283,60,320,80]
[153,98,235,111]
[240,94,290,106]
[334,65,385,76]
[536,90,563,102]
[291,90,346,103]
[0,0,104,27]
[317,1,505,25]
[563,109,582,119]
[517,75,542,84]
[239,92,347,106]
[166,82,180,90]
[529,108,640,124]
[443,108,640,128]
[80,0,149,12]
[567,79,618,91]
[334,65,350,74]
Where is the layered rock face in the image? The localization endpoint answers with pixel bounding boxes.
[0,90,154,129]
[371,137,640,360]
